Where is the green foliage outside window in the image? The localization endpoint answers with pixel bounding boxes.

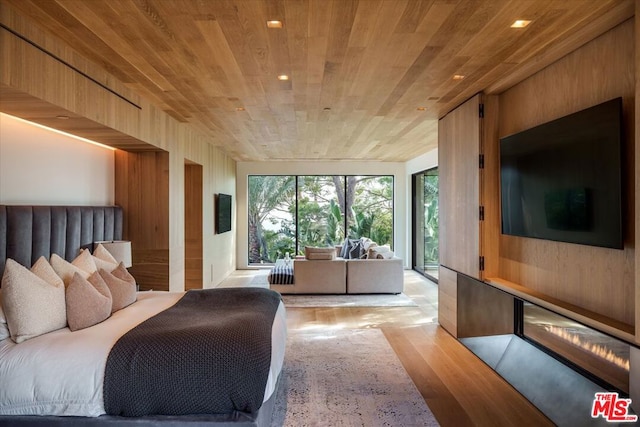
[248,175,393,264]
[423,173,439,267]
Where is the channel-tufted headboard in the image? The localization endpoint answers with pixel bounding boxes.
[0,205,123,281]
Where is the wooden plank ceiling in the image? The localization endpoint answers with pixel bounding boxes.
[0,0,634,161]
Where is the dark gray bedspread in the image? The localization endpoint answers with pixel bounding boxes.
[103,287,281,417]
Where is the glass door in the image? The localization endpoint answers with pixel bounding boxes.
[412,168,438,281]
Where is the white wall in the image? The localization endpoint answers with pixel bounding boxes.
[405,148,438,176]
[0,113,114,205]
[236,161,408,269]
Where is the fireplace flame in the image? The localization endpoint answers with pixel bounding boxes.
[543,325,629,371]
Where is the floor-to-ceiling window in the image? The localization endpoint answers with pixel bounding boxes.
[412,168,438,281]
[247,175,296,264]
[297,176,345,250]
[248,175,393,264]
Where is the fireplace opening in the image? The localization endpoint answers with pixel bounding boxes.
[520,301,630,394]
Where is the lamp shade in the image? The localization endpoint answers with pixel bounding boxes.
[96,240,132,268]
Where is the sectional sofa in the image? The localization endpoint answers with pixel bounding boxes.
[269,240,404,294]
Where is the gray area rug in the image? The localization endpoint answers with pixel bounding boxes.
[270,328,439,426]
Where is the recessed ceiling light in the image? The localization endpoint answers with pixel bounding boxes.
[511,20,531,28]
[453,74,465,80]
[235,107,246,112]
[56,115,70,120]
[277,74,289,81]
[416,107,427,111]
[267,20,283,28]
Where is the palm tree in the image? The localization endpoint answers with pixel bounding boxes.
[248,176,295,263]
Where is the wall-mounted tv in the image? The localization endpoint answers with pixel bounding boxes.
[216,193,232,234]
[500,97,623,249]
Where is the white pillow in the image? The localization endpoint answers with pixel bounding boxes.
[369,245,391,259]
[375,250,395,259]
[50,250,97,286]
[1,257,67,343]
[92,244,119,271]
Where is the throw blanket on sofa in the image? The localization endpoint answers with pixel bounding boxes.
[103,287,282,417]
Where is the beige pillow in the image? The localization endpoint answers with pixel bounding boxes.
[112,262,136,285]
[0,291,10,341]
[365,242,378,259]
[92,244,119,271]
[304,246,337,260]
[50,251,96,286]
[66,271,112,331]
[99,266,137,313]
[1,258,67,343]
[32,256,65,288]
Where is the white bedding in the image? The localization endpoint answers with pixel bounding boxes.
[0,291,287,417]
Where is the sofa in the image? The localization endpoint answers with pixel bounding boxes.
[269,239,403,295]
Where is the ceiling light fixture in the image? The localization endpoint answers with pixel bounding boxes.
[267,20,283,28]
[453,74,465,80]
[235,107,246,112]
[277,74,289,81]
[56,115,70,120]
[511,20,531,28]
[417,107,427,111]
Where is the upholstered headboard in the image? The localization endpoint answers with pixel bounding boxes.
[0,205,123,280]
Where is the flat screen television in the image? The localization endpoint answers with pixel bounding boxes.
[216,193,232,234]
[500,97,623,249]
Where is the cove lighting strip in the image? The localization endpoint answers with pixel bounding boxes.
[1,113,116,151]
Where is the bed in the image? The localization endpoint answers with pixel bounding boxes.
[0,205,287,426]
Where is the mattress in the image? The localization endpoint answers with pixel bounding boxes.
[0,291,287,417]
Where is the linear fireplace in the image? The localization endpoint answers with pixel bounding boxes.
[453,274,638,426]
[522,302,630,394]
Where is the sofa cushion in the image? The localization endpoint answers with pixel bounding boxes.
[305,246,336,260]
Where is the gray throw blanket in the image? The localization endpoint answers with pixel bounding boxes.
[103,287,282,417]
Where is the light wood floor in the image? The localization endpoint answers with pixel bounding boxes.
[220,269,554,426]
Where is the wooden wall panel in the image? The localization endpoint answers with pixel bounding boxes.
[480,95,500,280]
[497,20,635,327]
[115,150,170,291]
[438,94,481,278]
[457,274,514,338]
[438,265,458,338]
[185,162,203,291]
[1,7,238,290]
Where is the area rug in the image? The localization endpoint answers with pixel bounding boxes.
[281,293,417,307]
[270,328,439,426]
